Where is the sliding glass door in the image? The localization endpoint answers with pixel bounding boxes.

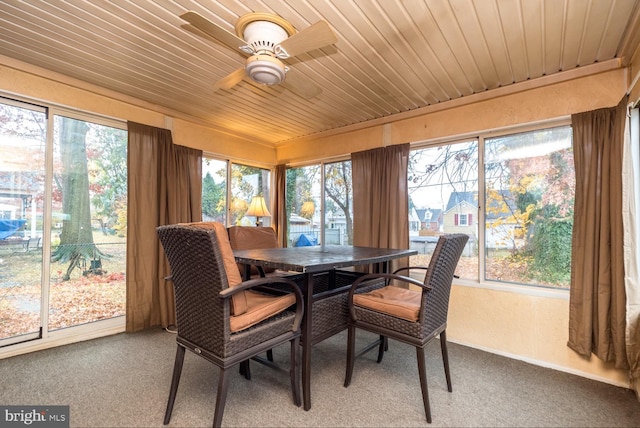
[0,100,46,345]
[48,115,127,331]
[0,98,127,349]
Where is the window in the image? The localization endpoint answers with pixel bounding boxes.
[286,164,320,246]
[484,126,574,287]
[409,140,479,280]
[456,213,471,226]
[285,160,352,247]
[231,163,271,226]
[200,157,271,227]
[409,124,574,288]
[49,114,128,330]
[202,158,227,224]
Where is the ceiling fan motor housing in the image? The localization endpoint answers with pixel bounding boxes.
[242,20,289,53]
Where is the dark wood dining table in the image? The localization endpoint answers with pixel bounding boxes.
[233,244,417,411]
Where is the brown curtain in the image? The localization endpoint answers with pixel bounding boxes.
[274,164,288,247]
[126,122,202,332]
[568,96,628,370]
[352,143,410,273]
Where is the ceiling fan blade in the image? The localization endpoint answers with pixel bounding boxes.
[281,69,322,99]
[180,11,248,53]
[213,67,246,92]
[276,21,337,58]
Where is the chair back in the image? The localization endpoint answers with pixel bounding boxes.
[420,234,469,331]
[228,226,278,275]
[157,223,244,355]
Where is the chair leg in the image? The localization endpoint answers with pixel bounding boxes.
[417,347,432,424]
[440,330,452,392]
[164,345,186,425]
[377,335,386,363]
[239,360,251,380]
[344,325,356,387]
[240,360,252,380]
[290,337,302,407]
[213,367,231,428]
[267,349,274,362]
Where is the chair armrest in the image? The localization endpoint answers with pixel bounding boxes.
[392,266,428,276]
[392,266,460,279]
[219,277,304,331]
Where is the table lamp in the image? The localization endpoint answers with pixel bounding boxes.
[246,195,271,226]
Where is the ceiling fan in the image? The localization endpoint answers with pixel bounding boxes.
[180,11,337,99]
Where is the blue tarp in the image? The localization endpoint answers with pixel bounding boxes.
[0,219,26,240]
[295,233,318,247]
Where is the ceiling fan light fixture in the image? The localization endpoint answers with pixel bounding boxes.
[246,54,286,85]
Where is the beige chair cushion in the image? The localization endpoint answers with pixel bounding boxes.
[228,226,278,275]
[353,286,421,322]
[181,221,248,316]
[230,290,296,333]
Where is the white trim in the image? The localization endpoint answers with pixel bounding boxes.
[453,279,570,300]
[0,317,125,360]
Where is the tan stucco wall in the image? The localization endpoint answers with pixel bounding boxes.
[0,59,634,389]
[277,125,384,165]
[448,285,629,386]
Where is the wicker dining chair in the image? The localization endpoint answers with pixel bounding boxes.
[227,225,288,372]
[343,233,469,424]
[228,226,279,279]
[157,223,304,428]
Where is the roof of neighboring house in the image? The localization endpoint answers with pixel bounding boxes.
[415,208,443,223]
[426,209,442,221]
[445,191,477,212]
[446,191,518,220]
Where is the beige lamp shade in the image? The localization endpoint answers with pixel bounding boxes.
[246,196,271,226]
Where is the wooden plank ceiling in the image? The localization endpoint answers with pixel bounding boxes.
[0,0,638,147]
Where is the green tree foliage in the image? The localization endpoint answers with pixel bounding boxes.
[530,217,573,286]
[88,126,127,235]
[202,171,225,221]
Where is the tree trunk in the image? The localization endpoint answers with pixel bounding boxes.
[51,117,99,280]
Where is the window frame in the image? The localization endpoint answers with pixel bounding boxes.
[201,154,275,228]
[285,156,352,247]
[410,117,572,297]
